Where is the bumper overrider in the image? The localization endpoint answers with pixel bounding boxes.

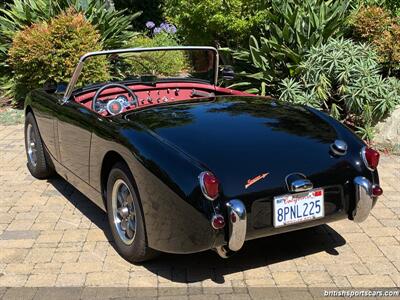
[352,176,375,223]
[220,176,376,255]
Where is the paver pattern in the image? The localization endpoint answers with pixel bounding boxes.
[0,124,399,299]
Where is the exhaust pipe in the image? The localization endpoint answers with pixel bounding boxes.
[214,246,233,258]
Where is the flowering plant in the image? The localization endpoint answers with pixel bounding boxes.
[145,21,177,36]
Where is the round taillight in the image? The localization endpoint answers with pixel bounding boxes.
[372,185,383,197]
[211,214,225,229]
[362,147,380,170]
[199,171,219,201]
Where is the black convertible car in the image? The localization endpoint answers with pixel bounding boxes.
[24,46,382,262]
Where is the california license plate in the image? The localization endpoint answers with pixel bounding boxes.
[273,188,324,228]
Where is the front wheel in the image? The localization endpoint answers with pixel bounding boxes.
[106,162,159,263]
[24,112,54,179]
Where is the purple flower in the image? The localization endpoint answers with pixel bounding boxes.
[167,25,177,34]
[153,27,161,34]
[145,21,155,29]
[160,22,168,30]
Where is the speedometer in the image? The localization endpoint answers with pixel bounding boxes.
[107,99,124,115]
[115,95,129,106]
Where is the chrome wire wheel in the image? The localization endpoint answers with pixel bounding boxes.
[111,179,137,245]
[26,123,38,167]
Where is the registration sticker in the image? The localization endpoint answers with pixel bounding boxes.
[273,189,324,228]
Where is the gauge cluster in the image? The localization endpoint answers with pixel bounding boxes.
[91,88,216,115]
[96,95,135,115]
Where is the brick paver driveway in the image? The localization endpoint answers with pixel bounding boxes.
[0,124,399,299]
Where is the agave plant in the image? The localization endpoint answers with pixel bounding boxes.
[278,38,400,141]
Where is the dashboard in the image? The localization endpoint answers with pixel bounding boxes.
[79,86,216,116]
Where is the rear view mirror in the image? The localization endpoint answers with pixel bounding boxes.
[221,66,235,81]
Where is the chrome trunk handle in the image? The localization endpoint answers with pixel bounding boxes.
[285,173,314,193]
[290,179,313,193]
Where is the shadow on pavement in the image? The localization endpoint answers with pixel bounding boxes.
[48,176,112,240]
[49,175,346,284]
[143,224,345,283]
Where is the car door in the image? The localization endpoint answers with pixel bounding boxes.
[56,99,99,184]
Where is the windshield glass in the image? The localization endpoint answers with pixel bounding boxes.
[74,48,218,92]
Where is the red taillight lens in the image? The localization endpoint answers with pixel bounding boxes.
[199,171,219,200]
[211,214,225,229]
[372,185,383,197]
[363,147,380,170]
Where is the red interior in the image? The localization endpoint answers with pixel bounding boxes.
[74,82,250,116]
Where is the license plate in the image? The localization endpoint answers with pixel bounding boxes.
[273,188,324,228]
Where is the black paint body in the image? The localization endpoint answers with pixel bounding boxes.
[25,90,379,254]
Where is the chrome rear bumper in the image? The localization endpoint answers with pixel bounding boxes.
[352,176,373,223]
[223,176,374,253]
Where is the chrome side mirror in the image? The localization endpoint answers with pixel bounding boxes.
[43,80,57,94]
[44,81,67,94]
[221,65,235,81]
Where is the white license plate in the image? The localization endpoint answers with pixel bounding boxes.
[273,188,324,228]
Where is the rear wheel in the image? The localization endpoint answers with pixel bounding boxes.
[106,162,159,263]
[25,112,54,179]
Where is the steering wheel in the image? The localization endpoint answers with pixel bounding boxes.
[92,83,138,112]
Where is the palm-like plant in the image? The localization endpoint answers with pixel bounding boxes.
[231,0,350,95]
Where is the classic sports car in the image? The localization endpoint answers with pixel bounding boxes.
[24,46,382,262]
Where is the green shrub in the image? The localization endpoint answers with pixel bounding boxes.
[0,0,139,99]
[0,0,138,50]
[350,6,400,76]
[278,38,400,141]
[8,10,109,103]
[233,0,350,95]
[163,0,269,47]
[351,0,400,14]
[125,29,187,77]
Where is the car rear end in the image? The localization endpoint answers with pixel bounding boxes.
[199,140,383,257]
[190,106,383,256]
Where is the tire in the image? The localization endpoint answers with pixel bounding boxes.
[24,112,54,179]
[106,162,159,263]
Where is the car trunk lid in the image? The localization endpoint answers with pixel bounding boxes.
[125,96,353,198]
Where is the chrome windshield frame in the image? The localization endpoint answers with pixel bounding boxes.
[63,46,219,102]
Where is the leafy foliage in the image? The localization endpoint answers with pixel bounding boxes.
[126,31,187,77]
[350,5,400,76]
[8,10,109,103]
[0,0,139,99]
[163,0,269,47]
[114,0,164,30]
[235,0,350,95]
[278,38,400,141]
[351,0,400,14]
[0,0,139,50]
